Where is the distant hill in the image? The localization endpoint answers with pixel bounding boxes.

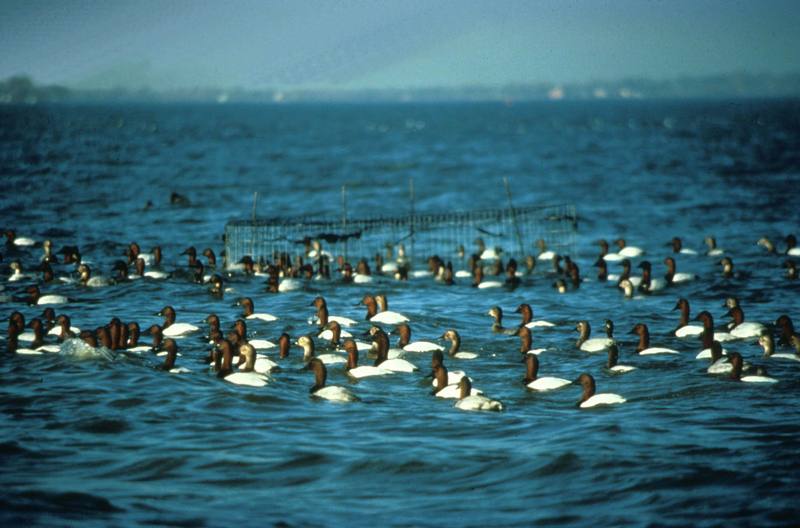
[2,72,799,104]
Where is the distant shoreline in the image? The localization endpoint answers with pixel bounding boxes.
[2,72,800,105]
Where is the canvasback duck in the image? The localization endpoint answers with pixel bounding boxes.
[430,350,470,387]
[673,298,704,337]
[758,332,799,361]
[7,261,31,282]
[705,236,724,256]
[78,263,112,287]
[616,238,644,258]
[394,322,443,353]
[606,344,636,373]
[4,229,35,247]
[454,376,503,411]
[472,266,503,289]
[575,320,614,352]
[317,320,350,345]
[515,303,555,328]
[728,352,777,383]
[24,285,67,306]
[616,259,642,288]
[535,239,556,261]
[368,326,418,371]
[695,311,735,357]
[49,314,79,340]
[524,355,570,391]
[157,306,199,337]
[475,237,500,261]
[637,261,666,293]
[594,257,608,281]
[306,358,359,402]
[310,296,357,327]
[295,335,345,365]
[576,373,625,408]
[214,340,268,387]
[361,294,409,325]
[238,297,278,322]
[343,339,391,378]
[439,329,479,359]
[785,234,800,256]
[487,306,518,335]
[126,322,152,352]
[785,260,798,280]
[237,342,278,374]
[516,326,546,355]
[431,363,481,399]
[725,306,765,339]
[599,239,623,262]
[629,323,679,355]
[757,237,776,254]
[134,257,169,280]
[706,341,733,374]
[670,237,698,255]
[775,315,796,347]
[719,257,736,279]
[158,339,191,373]
[663,257,696,285]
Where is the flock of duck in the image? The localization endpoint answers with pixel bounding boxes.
[2,228,799,412]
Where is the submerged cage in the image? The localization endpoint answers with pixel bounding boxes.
[224,203,577,272]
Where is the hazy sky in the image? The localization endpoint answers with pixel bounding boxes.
[1,0,799,90]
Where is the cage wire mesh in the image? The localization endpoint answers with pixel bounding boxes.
[224,203,577,273]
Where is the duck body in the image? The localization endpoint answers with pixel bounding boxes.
[526,377,571,392]
[313,385,359,402]
[224,372,269,387]
[730,322,765,339]
[163,323,200,337]
[370,311,409,325]
[347,365,391,379]
[580,393,627,408]
[455,394,503,412]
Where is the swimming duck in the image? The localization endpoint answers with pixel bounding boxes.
[515,326,546,355]
[756,237,776,254]
[237,342,278,374]
[728,352,777,383]
[394,322,443,353]
[695,311,735,353]
[7,261,31,282]
[629,323,679,355]
[454,376,503,411]
[343,339,391,378]
[598,239,623,262]
[606,344,636,373]
[214,340,269,387]
[725,306,765,339]
[78,263,112,287]
[310,296,357,327]
[785,235,800,256]
[575,373,626,408]
[431,363,480,399]
[472,266,503,289]
[775,315,797,347]
[305,358,359,402]
[361,294,409,325]
[515,303,555,329]
[368,326,418,371]
[637,261,666,293]
[157,306,200,337]
[672,298,704,337]
[125,322,151,352]
[575,320,614,352]
[4,229,35,247]
[238,297,278,322]
[49,314,79,340]
[158,339,191,373]
[663,257,696,285]
[670,237,698,255]
[439,329,479,359]
[487,306,518,335]
[615,238,644,258]
[785,260,798,280]
[295,335,345,365]
[23,285,67,306]
[705,236,724,256]
[706,341,733,374]
[616,259,642,288]
[535,239,556,261]
[758,332,799,361]
[524,354,571,391]
[134,257,169,280]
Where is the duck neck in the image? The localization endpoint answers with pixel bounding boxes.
[433,366,449,392]
[636,328,649,353]
[363,297,377,318]
[677,304,689,327]
[373,333,389,366]
[447,334,461,355]
[525,356,538,383]
[518,306,532,326]
[519,331,531,353]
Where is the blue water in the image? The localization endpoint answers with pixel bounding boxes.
[1,100,800,527]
